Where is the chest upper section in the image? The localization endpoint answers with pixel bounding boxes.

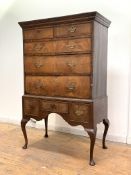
[19,12,110,99]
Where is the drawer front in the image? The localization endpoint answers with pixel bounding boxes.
[25,76,91,99]
[23,27,53,40]
[69,103,91,123]
[55,38,91,53]
[24,41,54,54]
[24,38,91,54]
[23,97,39,116]
[24,54,92,75]
[54,22,92,37]
[40,100,68,114]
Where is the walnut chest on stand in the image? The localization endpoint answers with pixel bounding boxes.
[19,11,111,166]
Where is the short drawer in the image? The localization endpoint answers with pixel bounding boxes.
[40,100,68,114]
[54,22,92,37]
[25,76,92,99]
[23,27,53,40]
[23,97,39,116]
[69,103,91,123]
[24,54,92,75]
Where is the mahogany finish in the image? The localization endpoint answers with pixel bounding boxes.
[19,11,111,166]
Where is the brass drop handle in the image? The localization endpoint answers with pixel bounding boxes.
[68,25,77,33]
[66,44,75,49]
[75,110,84,116]
[33,43,43,51]
[68,86,75,91]
[34,62,43,68]
[67,83,76,92]
[66,62,76,68]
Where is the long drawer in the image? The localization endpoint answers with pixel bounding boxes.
[25,76,92,98]
[24,54,92,75]
[24,38,92,54]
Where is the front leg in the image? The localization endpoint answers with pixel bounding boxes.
[21,118,30,149]
[102,119,109,149]
[44,116,48,138]
[85,127,97,166]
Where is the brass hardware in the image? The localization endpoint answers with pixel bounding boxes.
[67,83,76,92]
[66,44,75,49]
[66,62,76,68]
[68,25,76,33]
[75,110,84,116]
[34,62,43,68]
[33,43,43,51]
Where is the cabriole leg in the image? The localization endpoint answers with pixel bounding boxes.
[21,118,29,149]
[85,127,97,166]
[44,116,48,138]
[102,118,109,149]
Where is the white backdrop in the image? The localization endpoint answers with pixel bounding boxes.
[0,0,131,143]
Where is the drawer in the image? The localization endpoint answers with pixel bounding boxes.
[25,76,92,99]
[40,100,68,114]
[23,97,39,116]
[23,27,53,40]
[55,38,91,53]
[24,41,54,54]
[54,22,92,37]
[69,103,91,123]
[24,54,92,75]
[24,38,91,54]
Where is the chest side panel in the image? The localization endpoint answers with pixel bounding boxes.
[92,21,108,99]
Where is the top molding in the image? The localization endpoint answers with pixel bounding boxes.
[19,11,111,29]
